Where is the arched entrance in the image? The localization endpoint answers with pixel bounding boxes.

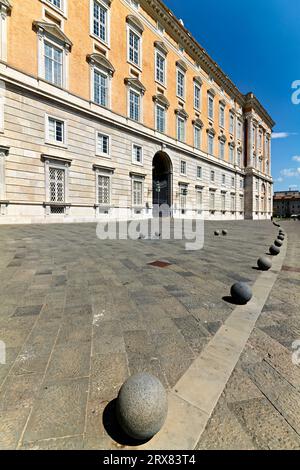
[152,151,173,216]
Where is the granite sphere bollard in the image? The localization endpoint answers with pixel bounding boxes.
[222,230,228,236]
[116,373,168,441]
[269,245,280,256]
[257,257,272,271]
[278,235,285,241]
[230,282,253,305]
[274,239,283,247]
[214,230,220,236]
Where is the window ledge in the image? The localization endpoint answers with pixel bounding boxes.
[45,140,68,149]
[89,34,110,50]
[43,202,71,207]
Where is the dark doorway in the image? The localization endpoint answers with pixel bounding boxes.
[152,152,172,216]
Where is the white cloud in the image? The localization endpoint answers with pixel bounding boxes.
[292,156,300,162]
[289,185,298,189]
[280,168,300,178]
[272,132,298,139]
[275,177,283,183]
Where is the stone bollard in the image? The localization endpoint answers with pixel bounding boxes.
[230,282,253,305]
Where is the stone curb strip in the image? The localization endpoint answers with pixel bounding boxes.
[133,235,288,450]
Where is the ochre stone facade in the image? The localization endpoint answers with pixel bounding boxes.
[0,0,275,223]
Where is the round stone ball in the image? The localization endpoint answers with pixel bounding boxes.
[269,245,280,256]
[214,230,220,236]
[222,230,228,236]
[279,230,284,235]
[116,373,168,441]
[230,282,253,305]
[278,235,285,241]
[274,239,283,247]
[257,256,272,271]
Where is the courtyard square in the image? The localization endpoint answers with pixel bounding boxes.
[0,219,299,450]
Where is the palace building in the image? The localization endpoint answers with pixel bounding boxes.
[0,0,275,224]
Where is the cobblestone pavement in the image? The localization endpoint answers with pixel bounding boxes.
[0,219,288,449]
[197,220,300,450]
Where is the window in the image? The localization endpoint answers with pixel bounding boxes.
[219,105,225,128]
[44,41,63,86]
[237,149,242,167]
[256,180,259,191]
[177,116,186,142]
[93,1,109,44]
[221,192,226,211]
[194,126,201,150]
[229,145,234,163]
[132,144,143,164]
[97,173,111,205]
[256,196,259,212]
[156,104,166,133]
[133,179,143,206]
[208,93,214,120]
[209,191,215,211]
[129,89,141,121]
[210,170,215,182]
[240,195,244,212]
[240,179,244,190]
[0,2,10,62]
[96,133,110,156]
[48,0,63,10]
[237,120,242,140]
[49,166,65,202]
[93,69,108,107]
[180,160,187,176]
[208,133,214,155]
[128,29,140,67]
[197,166,202,179]
[180,186,187,211]
[266,160,269,175]
[231,195,235,212]
[219,140,225,160]
[194,83,201,110]
[157,22,164,34]
[196,190,202,211]
[231,176,235,188]
[229,113,234,135]
[177,69,185,99]
[222,174,226,185]
[155,51,165,85]
[47,116,65,145]
[259,131,263,149]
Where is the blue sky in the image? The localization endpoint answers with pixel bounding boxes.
[165,0,300,192]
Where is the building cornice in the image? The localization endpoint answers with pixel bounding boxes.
[0,0,11,12]
[141,0,275,128]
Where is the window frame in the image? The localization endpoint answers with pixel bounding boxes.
[155,49,166,86]
[176,115,186,142]
[43,38,64,88]
[229,112,235,135]
[131,176,144,207]
[96,170,112,206]
[194,125,201,150]
[194,82,201,110]
[208,93,214,120]
[208,133,214,155]
[132,143,143,166]
[176,67,186,100]
[45,114,67,147]
[180,160,187,176]
[155,103,166,134]
[92,66,110,108]
[90,0,111,47]
[128,87,142,122]
[219,104,225,128]
[41,0,68,17]
[196,166,202,180]
[219,140,225,160]
[96,131,111,157]
[127,25,142,69]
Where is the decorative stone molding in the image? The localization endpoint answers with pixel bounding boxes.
[193,76,203,86]
[33,21,73,50]
[175,108,188,119]
[192,118,204,128]
[208,88,216,97]
[154,41,168,55]
[92,164,115,172]
[152,94,170,109]
[218,135,227,143]
[219,99,226,106]
[124,77,146,95]
[126,15,144,33]
[130,171,146,179]
[176,59,187,72]
[228,141,236,148]
[87,54,115,76]
[206,127,216,136]
[0,145,9,156]
[41,154,72,165]
[0,0,11,13]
